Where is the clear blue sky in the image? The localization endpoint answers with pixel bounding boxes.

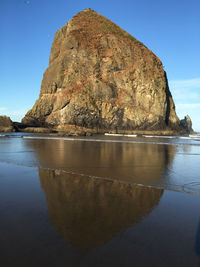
[0,0,200,131]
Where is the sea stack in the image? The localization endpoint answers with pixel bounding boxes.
[0,116,14,132]
[22,8,182,134]
[180,115,194,133]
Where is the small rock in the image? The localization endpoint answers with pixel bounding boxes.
[180,115,194,133]
[0,116,15,132]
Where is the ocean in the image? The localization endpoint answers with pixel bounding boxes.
[0,133,200,266]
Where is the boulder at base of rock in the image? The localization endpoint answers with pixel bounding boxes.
[0,116,14,132]
[22,8,183,134]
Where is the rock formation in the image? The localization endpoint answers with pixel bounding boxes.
[0,116,14,132]
[22,8,182,133]
[180,115,194,133]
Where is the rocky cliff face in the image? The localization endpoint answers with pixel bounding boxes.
[0,116,14,132]
[22,8,181,132]
[180,115,194,133]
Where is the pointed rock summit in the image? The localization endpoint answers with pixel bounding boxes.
[22,9,182,133]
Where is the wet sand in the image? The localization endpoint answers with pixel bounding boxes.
[0,162,200,266]
[0,135,200,266]
[0,134,200,193]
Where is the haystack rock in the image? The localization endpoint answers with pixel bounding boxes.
[22,8,182,133]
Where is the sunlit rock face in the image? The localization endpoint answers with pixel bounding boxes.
[39,168,163,250]
[22,8,181,132]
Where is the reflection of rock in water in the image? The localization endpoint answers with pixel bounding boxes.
[39,168,163,250]
[27,139,175,185]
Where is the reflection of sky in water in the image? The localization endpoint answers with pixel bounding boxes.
[165,145,200,193]
[0,135,200,194]
[0,137,39,166]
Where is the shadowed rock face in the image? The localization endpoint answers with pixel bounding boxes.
[39,168,163,250]
[22,8,181,132]
[0,116,14,132]
[180,115,194,133]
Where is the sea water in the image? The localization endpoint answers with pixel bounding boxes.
[0,133,200,194]
[0,133,200,266]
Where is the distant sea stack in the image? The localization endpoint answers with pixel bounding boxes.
[180,115,194,133]
[0,116,14,132]
[22,8,183,134]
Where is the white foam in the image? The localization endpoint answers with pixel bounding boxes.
[189,134,200,138]
[123,134,137,137]
[104,133,124,137]
[143,135,176,139]
[179,136,200,141]
[22,135,200,146]
[105,133,175,139]
[104,133,138,137]
[105,133,137,137]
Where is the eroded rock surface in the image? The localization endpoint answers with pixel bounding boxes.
[180,115,194,133]
[22,8,182,133]
[0,116,14,132]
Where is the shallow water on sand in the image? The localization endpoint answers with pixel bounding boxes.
[0,134,200,194]
[0,134,200,266]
